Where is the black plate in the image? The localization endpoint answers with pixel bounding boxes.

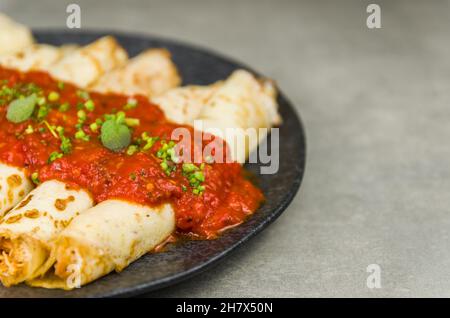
[0,30,306,297]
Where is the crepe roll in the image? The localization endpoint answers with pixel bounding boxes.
[0,44,78,72]
[0,13,34,55]
[196,70,281,163]
[0,180,93,287]
[49,36,128,88]
[0,164,33,217]
[152,84,219,124]
[29,200,175,289]
[91,49,180,97]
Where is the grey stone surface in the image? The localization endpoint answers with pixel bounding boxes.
[2,0,449,297]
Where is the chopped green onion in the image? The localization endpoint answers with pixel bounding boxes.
[182,163,198,173]
[25,125,34,134]
[57,81,65,90]
[125,118,140,127]
[124,98,138,110]
[193,171,205,182]
[58,102,70,112]
[89,122,99,132]
[126,145,139,156]
[60,136,72,154]
[76,90,90,100]
[75,130,89,141]
[142,136,158,151]
[104,113,115,121]
[84,99,95,111]
[115,111,126,124]
[181,163,206,194]
[6,94,37,123]
[31,172,40,185]
[141,132,159,151]
[159,159,175,176]
[160,161,169,170]
[48,91,60,102]
[48,151,63,163]
[37,96,46,106]
[167,148,180,163]
[37,105,49,120]
[77,110,87,121]
[58,127,72,154]
[155,141,179,175]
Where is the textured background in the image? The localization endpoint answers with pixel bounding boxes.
[2,0,450,297]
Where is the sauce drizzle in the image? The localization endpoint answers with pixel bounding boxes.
[0,67,264,238]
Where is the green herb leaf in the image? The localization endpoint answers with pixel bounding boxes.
[6,94,37,123]
[100,119,131,152]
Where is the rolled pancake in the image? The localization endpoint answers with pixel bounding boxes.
[49,36,128,88]
[0,13,34,55]
[152,84,219,124]
[0,164,33,217]
[91,49,180,97]
[0,180,93,287]
[0,44,78,72]
[196,70,281,163]
[29,200,175,289]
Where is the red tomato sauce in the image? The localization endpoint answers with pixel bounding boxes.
[0,66,264,238]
